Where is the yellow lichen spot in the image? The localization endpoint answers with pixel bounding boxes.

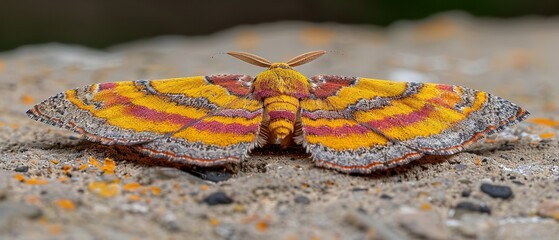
[26,178,49,185]
[26,195,41,205]
[528,118,559,127]
[101,158,115,174]
[78,164,88,171]
[62,165,72,174]
[255,220,268,232]
[301,27,334,45]
[475,158,481,166]
[236,31,260,49]
[56,199,75,211]
[14,173,26,182]
[415,16,458,41]
[88,182,119,198]
[48,224,63,235]
[57,176,69,183]
[150,186,161,196]
[433,181,440,187]
[233,204,245,213]
[209,217,220,226]
[200,184,209,191]
[21,94,35,105]
[122,182,142,192]
[420,203,433,211]
[88,156,101,169]
[128,195,142,201]
[540,132,556,139]
[50,159,59,164]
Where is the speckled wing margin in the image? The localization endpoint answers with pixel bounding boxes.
[27,74,264,166]
[298,75,529,173]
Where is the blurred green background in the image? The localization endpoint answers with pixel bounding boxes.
[1,0,558,51]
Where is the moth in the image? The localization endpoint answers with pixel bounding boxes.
[27,51,528,173]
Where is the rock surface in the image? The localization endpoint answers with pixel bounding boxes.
[0,12,558,239]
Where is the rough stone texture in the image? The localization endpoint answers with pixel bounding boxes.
[0,12,558,239]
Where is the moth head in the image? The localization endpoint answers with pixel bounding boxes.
[227,50,326,68]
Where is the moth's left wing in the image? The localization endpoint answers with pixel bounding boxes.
[28,75,264,166]
[299,75,528,173]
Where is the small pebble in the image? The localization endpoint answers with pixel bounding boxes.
[185,169,232,183]
[461,189,471,197]
[351,187,368,192]
[203,192,233,205]
[455,201,491,214]
[380,194,393,200]
[480,183,513,199]
[14,166,28,172]
[455,164,467,171]
[294,195,310,205]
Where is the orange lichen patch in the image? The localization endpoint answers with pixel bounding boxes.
[26,195,41,205]
[236,31,260,49]
[101,158,116,174]
[415,16,458,40]
[528,118,559,127]
[301,27,335,45]
[209,217,220,226]
[540,132,556,139]
[26,178,49,185]
[50,159,59,164]
[78,164,88,171]
[21,94,35,105]
[150,186,161,196]
[57,176,69,183]
[128,195,142,201]
[420,203,433,211]
[56,199,75,211]
[62,165,72,174]
[433,181,440,187]
[475,158,481,166]
[255,220,268,232]
[11,123,19,129]
[88,156,101,168]
[14,173,26,182]
[88,181,119,197]
[0,58,5,73]
[200,184,209,191]
[122,182,142,192]
[508,49,533,70]
[0,122,4,127]
[48,224,63,235]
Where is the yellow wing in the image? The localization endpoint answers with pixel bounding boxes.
[28,75,264,165]
[299,75,528,173]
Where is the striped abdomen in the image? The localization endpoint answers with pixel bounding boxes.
[263,95,299,144]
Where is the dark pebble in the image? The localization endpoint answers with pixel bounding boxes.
[511,180,524,186]
[14,166,28,172]
[461,189,471,197]
[455,201,491,214]
[294,195,310,204]
[480,183,513,199]
[203,192,233,205]
[455,164,467,171]
[380,194,393,200]
[351,187,368,192]
[186,169,232,183]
